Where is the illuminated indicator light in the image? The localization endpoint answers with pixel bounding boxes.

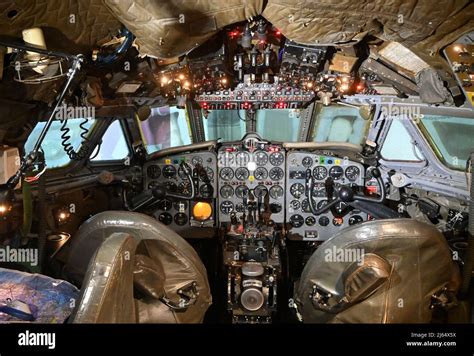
[275,30,281,35]
[221,78,228,84]
[319,157,325,164]
[340,83,349,92]
[453,45,462,52]
[356,84,364,91]
[366,186,378,194]
[0,204,10,215]
[249,176,255,182]
[160,76,168,85]
[335,159,341,165]
[184,81,190,87]
[165,159,171,164]
[193,202,213,221]
[178,74,185,80]
[327,159,333,164]
[247,162,257,171]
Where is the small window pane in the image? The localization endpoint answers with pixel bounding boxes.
[419,115,474,170]
[256,109,301,142]
[91,120,129,161]
[25,118,95,169]
[202,110,246,142]
[381,119,423,161]
[139,106,192,154]
[310,105,370,145]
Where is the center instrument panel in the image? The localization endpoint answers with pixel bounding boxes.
[286,152,367,241]
[217,140,286,223]
[142,144,371,240]
[143,151,217,230]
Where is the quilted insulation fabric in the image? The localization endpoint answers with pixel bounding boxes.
[0,0,121,53]
[263,0,474,64]
[103,0,265,58]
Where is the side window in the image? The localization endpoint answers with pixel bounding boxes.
[91,120,130,161]
[137,106,192,154]
[381,119,424,161]
[24,118,95,169]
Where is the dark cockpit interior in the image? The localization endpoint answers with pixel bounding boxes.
[0,0,473,327]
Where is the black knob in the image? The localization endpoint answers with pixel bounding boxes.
[371,167,381,178]
[338,186,354,202]
[152,186,166,199]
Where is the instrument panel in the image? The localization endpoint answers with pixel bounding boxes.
[286,152,367,241]
[143,151,217,230]
[142,145,372,240]
[217,143,286,223]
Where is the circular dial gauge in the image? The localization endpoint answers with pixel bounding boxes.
[301,198,316,213]
[220,152,235,166]
[219,167,234,181]
[147,165,161,179]
[192,156,203,166]
[255,151,268,166]
[235,167,249,181]
[199,166,214,181]
[289,214,304,228]
[269,152,284,166]
[269,167,284,181]
[157,199,172,211]
[269,185,284,199]
[305,216,316,226]
[319,216,330,226]
[349,215,363,225]
[254,167,268,180]
[253,185,268,198]
[313,166,328,180]
[220,185,234,199]
[162,165,176,179]
[236,151,250,166]
[329,166,344,180]
[178,181,191,195]
[158,212,173,225]
[200,184,214,198]
[220,201,234,214]
[312,182,326,197]
[174,213,188,226]
[235,185,249,198]
[302,156,313,168]
[345,166,360,181]
[235,203,245,212]
[290,200,301,210]
[290,183,305,198]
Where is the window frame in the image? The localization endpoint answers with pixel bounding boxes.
[88,118,133,168]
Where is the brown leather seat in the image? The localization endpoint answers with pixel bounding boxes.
[295,219,461,323]
[66,211,212,323]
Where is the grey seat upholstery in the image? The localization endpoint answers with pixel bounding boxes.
[66,211,212,323]
[295,219,461,323]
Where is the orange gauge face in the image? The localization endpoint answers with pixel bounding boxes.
[193,202,212,221]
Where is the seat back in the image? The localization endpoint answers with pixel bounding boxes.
[295,219,461,323]
[66,211,211,323]
[70,233,136,323]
